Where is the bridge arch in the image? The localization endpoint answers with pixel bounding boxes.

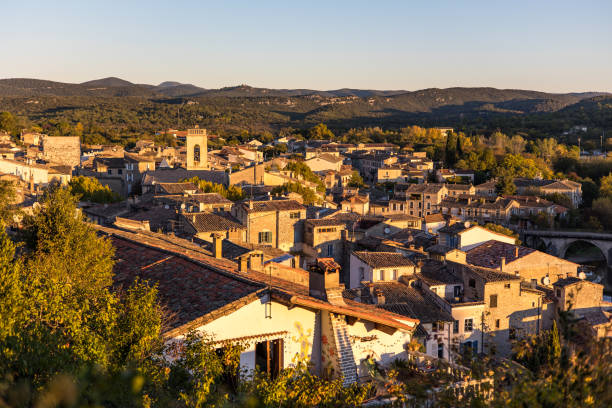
[560,239,609,266]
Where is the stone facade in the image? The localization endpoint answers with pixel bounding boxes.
[42,135,81,168]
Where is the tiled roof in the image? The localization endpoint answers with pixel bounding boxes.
[83,202,130,218]
[438,222,468,234]
[142,168,228,186]
[352,282,453,323]
[126,206,177,231]
[98,226,418,336]
[184,212,245,233]
[445,184,473,191]
[387,228,436,249]
[553,277,584,287]
[305,218,347,227]
[462,263,521,282]
[240,199,304,213]
[110,235,264,334]
[425,244,454,255]
[156,182,199,195]
[466,240,535,269]
[399,183,446,194]
[352,251,415,268]
[418,260,463,286]
[424,213,445,223]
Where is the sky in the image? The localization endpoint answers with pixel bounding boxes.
[1,0,611,92]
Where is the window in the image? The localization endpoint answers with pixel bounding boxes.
[258,231,272,244]
[118,169,122,175]
[453,320,459,334]
[556,289,561,298]
[431,287,437,294]
[289,212,301,219]
[469,279,476,288]
[392,269,398,280]
[490,294,498,308]
[437,342,444,359]
[379,270,385,281]
[193,144,201,163]
[327,244,333,257]
[359,267,365,281]
[107,169,112,175]
[504,283,511,289]
[464,319,473,332]
[255,339,283,379]
[453,285,462,298]
[495,319,500,329]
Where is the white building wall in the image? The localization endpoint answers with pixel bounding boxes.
[190,298,318,375]
[451,303,485,354]
[459,227,515,251]
[343,316,414,377]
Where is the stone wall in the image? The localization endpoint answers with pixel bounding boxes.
[42,136,81,168]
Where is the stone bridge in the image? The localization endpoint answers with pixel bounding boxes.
[522,230,612,268]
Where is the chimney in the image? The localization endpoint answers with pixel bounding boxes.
[514,246,519,258]
[500,257,506,272]
[248,200,253,210]
[374,289,385,305]
[248,251,263,272]
[239,255,248,272]
[212,233,223,259]
[309,258,344,305]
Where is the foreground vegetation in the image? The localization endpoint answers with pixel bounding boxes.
[0,182,608,407]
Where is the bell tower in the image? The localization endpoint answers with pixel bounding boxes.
[186,126,208,170]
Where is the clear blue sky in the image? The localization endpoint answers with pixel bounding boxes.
[1,0,611,92]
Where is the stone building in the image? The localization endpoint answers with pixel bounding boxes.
[232,199,306,251]
[42,135,81,168]
[465,240,579,285]
[185,127,208,170]
[104,227,419,384]
[349,251,416,289]
[180,211,246,242]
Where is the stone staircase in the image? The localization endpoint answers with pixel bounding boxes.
[329,313,358,385]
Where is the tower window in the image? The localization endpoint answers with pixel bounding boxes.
[194,144,201,163]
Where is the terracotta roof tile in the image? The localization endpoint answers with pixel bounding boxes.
[353,251,415,268]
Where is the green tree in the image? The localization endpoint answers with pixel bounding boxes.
[347,171,364,188]
[272,182,321,205]
[591,197,612,230]
[483,223,520,244]
[6,187,162,386]
[495,173,517,195]
[0,180,18,225]
[308,123,334,140]
[184,177,245,201]
[599,172,612,198]
[0,112,17,135]
[68,176,122,203]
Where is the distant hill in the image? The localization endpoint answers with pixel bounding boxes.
[81,77,134,87]
[0,77,607,110]
[0,77,609,143]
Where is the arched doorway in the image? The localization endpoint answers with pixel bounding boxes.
[562,240,609,289]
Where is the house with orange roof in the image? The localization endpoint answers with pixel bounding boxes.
[102,226,419,384]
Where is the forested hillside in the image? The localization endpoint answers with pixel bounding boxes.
[0,77,610,146]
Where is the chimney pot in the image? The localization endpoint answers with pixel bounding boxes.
[213,233,223,259]
[500,257,506,271]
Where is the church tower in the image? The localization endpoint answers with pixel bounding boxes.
[186,126,208,170]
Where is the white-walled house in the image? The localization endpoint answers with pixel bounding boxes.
[349,251,417,289]
[438,223,516,252]
[106,229,419,384]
